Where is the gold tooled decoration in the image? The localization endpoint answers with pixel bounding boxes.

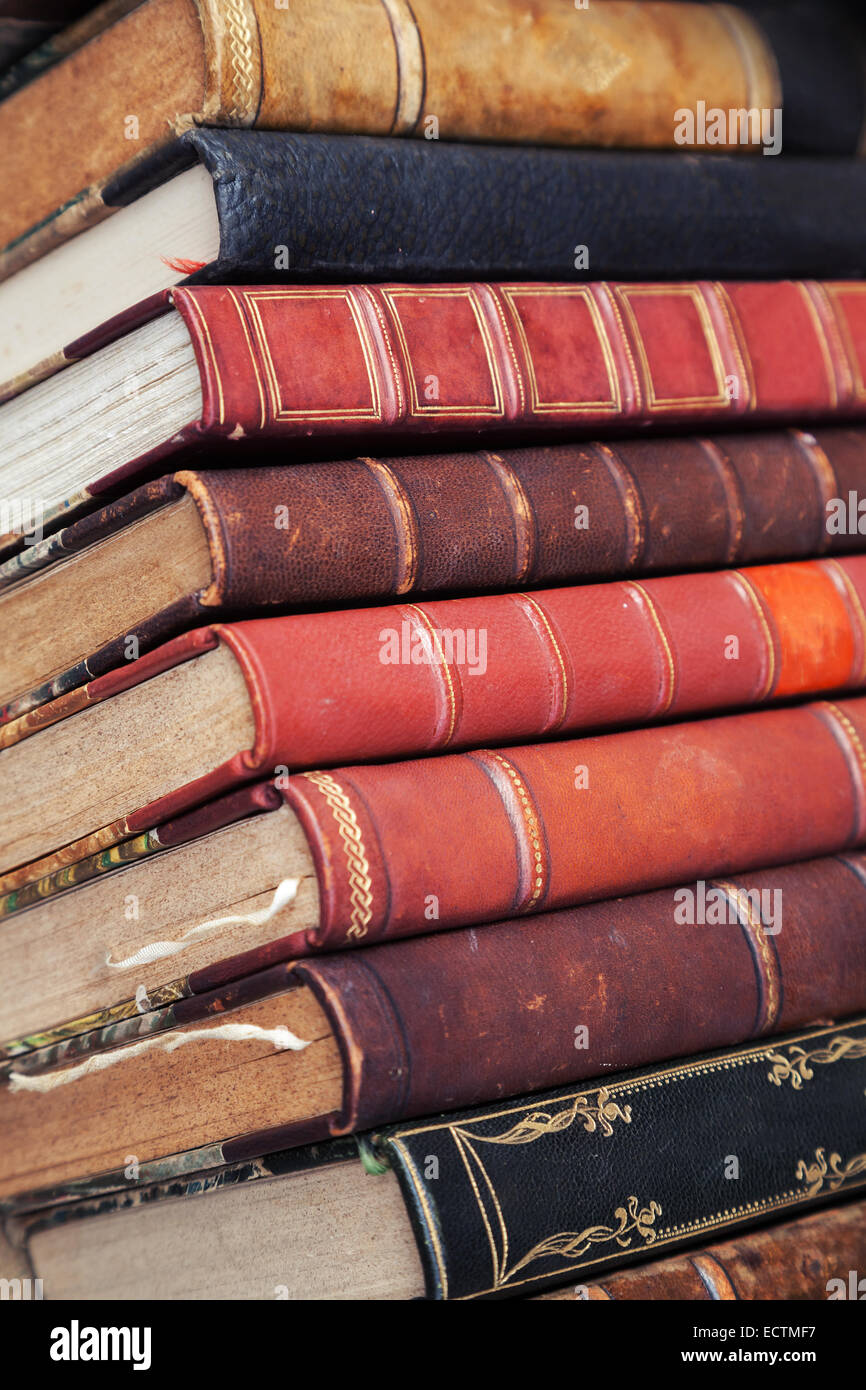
[469,1087,631,1146]
[303,772,374,940]
[795,1147,866,1196]
[767,1035,866,1089]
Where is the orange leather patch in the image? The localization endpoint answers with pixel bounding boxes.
[742,561,855,697]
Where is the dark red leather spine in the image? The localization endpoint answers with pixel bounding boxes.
[291,852,866,1132]
[194,427,866,606]
[10,426,864,608]
[280,696,866,951]
[171,281,866,439]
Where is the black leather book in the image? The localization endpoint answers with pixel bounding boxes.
[379,1016,866,1300]
[6,128,866,405]
[8,1017,866,1301]
[81,129,866,284]
[121,129,866,283]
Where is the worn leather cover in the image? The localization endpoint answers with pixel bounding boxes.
[6,687,866,907]
[9,842,866,1085]
[537,1200,866,1300]
[8,551,866,757]
[151,132,866,282]
[289,852,866,1135]
[193,555,866,763]
[10,423,866,596]
[377,1016,866,1299]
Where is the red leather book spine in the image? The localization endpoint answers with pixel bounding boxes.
[281,696,866,951]
[217,554,866,767]
[8,555,865,839]
[171,280,866,439]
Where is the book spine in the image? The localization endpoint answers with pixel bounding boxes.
[534,1200,866,1301]
[244,0,779,148]
[283,696,866,950]
[4,423,863,604]
[199,130,866,284]
[174,281,866,441]
[379,1015,866,1299]
[218,554,866,768]
[291,852,866,1134]
[195,427,866,604]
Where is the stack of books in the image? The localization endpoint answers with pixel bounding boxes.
[1,0,865,1305]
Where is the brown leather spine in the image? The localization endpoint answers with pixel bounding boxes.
[7,424,864,608]
[535,1200,866,1300]
[291,853,866,1133]
[252,1,777,146]
[187,427,866,606]
[283,696,866,952]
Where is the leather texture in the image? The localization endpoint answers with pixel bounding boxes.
[162,131,866,282]
[7,419,865,604]
[378,1016,866,1299]
[536,1199,866,1301]
[212,554,866,766]
[289,852,866,1135]
[8,548,866,750]
[277,696,866,952]
[167,280,866,451]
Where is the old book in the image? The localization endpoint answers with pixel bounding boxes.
[6,0,862,266]
[2,845,865,1145]
[3,693,866,937]
[3,279,866,554]
[3,428,864,715]
[3,550,866,767]
[6,1017,866,1298]
[8,133,866,403]
[534,1201,866,1300]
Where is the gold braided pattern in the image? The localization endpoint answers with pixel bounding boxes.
[223,0,257,123]
[303,772,374,940]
